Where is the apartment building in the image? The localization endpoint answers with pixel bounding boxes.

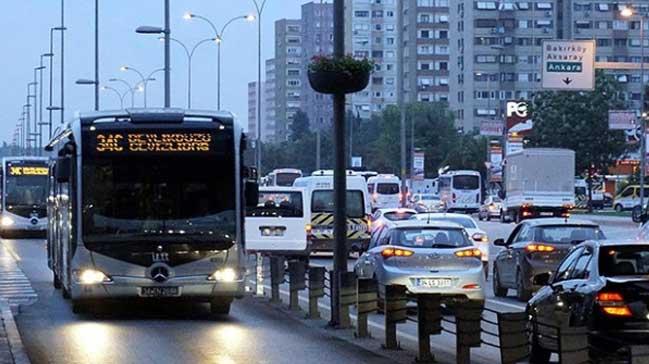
[247,81,259,141]
[346,0,400,119]
[263,58,277,143]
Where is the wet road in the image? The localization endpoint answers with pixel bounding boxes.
[3,239,395,364]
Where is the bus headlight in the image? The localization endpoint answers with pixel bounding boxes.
[75,269,111,285]
[208,268,237,282]
[0,217,13,227]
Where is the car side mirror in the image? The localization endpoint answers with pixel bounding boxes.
[494,238,507,247]
[533,272,552,286]
[56,157,71,183]
[245,181,259,208]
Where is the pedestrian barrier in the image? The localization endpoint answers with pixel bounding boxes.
[288,260,307,311]
[414,294,441,363]
[338,272,356,329]
[269,256,284,304]
[307,267,326,319]
[382,284,407,350]
[355,278,377,338]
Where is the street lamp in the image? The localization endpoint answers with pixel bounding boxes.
[135,0,171,107]
[109,78,137,107]
[120,66,147,107]
[102,86,125,109]
[49,26,65,139]
[621,6,648,212]
[252,0,269,176]
[160,36,217,108]
[184,12,255,109]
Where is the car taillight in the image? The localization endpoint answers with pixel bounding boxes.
[597,292,633,317]
[472,233,489,243]
[381,247,414,259]
[455,248,481,258]
[525,244,555,253]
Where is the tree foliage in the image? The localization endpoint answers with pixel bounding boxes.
[528,71,628,175]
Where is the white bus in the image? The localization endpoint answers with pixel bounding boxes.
[293,174,372,253]
[0,157,49,238]
[265,168,303,187]
[45,109,258,315]
[367,175,402,210]
[438,170,482,213]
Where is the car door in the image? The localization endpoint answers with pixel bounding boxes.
[534,247,584,343]
[562,246,595,327]
[359,227,390,279]
[502,224,532,286]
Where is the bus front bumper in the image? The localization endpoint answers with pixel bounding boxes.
[71,275,246,301]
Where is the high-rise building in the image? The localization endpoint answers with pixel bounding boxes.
[301,1,334,129]
[247,81,259,140]
[263,58,277,143]
[401,0,451,104]
[346,0,400,119]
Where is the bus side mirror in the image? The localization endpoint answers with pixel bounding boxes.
[56,157,71,183]
[245,181,259,208]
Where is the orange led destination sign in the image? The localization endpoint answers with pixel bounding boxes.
[8,166,48,176]
[95,132,212,153]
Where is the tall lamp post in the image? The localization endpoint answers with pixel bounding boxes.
[35,65,46,152]
[184,12,255,110]
[622,6,648,212]
[119,67,164,107]
[162,36,217,108]
[109,78,137,107]
[101,86,125,109]
[252,0,269,175]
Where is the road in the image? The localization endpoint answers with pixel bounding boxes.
[1,215,640,364]
[2,239,396,364]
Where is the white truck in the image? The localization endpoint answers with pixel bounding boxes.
[501,148,575,223]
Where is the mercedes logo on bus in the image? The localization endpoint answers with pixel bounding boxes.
[149,265,170,283]
[30,218,38,226]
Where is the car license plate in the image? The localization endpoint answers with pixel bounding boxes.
[314,228,334,235]
[140,286,180,297]
[417,278,452,288]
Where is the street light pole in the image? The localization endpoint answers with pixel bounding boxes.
[164,0,170,107]
[110,78,136,107]
[60,0,65,124]
[253,0,268,175]
[94,0,100,111]
[121,66,147,107]
[102,86,124,109]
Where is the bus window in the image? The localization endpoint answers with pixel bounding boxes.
[452,175,480,190]
[376,183,400,195]
[275,173,301,187]
[312,190,365,218]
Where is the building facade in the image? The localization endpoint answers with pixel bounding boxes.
[247,81,258,140]
[263,58,277,143]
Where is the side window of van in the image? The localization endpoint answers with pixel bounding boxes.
[368,184,374,194]
[621,188,634,198]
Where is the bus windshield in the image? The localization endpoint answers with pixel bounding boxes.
[275,173,301,187]
[452,175,479,190]
[82,155,236,245]
[5,163,48,211]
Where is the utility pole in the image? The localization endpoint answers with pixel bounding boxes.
[164,0,171,107]
[330,0,347,328]
[397,0,407,206]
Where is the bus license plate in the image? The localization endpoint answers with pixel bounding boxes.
[140,287,180,297]
[417,278,452,288]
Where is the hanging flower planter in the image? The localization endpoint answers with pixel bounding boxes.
[308,55,372,95]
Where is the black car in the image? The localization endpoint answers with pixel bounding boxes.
[528,240,649,363]
[492,218,605,301]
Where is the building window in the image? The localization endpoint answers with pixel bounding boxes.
[354,10,369,17]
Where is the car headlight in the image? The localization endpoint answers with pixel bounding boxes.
[75,269,111,285]
[1,216,14,227]
[208,268,238,282]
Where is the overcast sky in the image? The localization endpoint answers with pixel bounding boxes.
[0,0,308,143]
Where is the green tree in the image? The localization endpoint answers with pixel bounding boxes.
[529,71,628,211]
[290,110,311,142]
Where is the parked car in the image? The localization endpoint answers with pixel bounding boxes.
[355,220,485,302]
[412,213,489,278]
[478,196,502,221]
[492,218,605,302]
[410,193,446,213]
[528,240,649,363]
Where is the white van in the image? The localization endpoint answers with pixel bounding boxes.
[293,175,372,253]
[367,175,402,211]
[246,187,310,256]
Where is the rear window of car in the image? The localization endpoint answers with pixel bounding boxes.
[416,216,476,229]
[599,245,649,276]
[247,192,304,217]
[312,190,365,218]
[383,211,416,221]
[536,225,605,244]
[394,228,472,249]
[377,183,400,195]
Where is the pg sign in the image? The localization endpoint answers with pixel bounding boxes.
[506,101,528,131]
[542,40,595,91]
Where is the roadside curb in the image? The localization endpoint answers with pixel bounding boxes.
[0,300,30,364]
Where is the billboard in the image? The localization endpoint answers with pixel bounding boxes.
[480,120,504,136]
[413,152,425,181]
[609,110,637,130]
[542,40,596,91]
[506,101,529,131]
[488,145,503,182]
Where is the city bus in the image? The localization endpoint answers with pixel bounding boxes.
[264,168,303,187]
[438,170,482,213]
[45,109,258,315]
[0,157,49,238]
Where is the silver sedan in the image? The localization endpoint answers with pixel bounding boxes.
[354,220,485,301]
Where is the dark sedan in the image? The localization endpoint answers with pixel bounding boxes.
[528,241,649,363]
[492,218,605,301]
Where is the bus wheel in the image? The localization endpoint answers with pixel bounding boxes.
[210,298,233,316]
[53,272,61,289]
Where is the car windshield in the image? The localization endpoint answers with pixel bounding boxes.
[247,191,304,218]
[82,155,236,244]
[452,175,479,190]
[383,211,416,221]
[536,225,605,244]
[312,190,365,217]
[599,245,649,276]
[395,228,472,248]
[377,183,399,195]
